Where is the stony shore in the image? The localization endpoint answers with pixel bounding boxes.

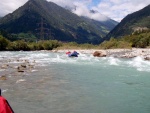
[52,48,150,60]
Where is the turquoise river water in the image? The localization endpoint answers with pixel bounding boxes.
[0,51,150,113]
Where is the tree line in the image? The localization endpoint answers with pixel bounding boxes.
[99,30,150,49]
[0,29,150,51]
[0,35,62,51]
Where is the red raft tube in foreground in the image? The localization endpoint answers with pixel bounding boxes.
[0,89,14,113]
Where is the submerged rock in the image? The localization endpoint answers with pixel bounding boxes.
[17,66,25,72]
[1,64,9,69]
[0,75,7,80]
[28,64,34,69]
[17,68,24,72]
[21,64,27,68]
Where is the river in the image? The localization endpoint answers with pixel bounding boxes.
[0,51,150,113]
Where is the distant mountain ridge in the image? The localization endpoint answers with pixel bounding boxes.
[65,5,118,24]
[0,0,117,44]
[105,4,150,40]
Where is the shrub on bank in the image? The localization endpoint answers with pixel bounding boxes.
[7,40,30,51]
[0,35,10,50]
[28,40,62,50]
[0,35,62,51]
[99,30,150,49]
[99,38,131,49]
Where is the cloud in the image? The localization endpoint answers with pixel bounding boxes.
[72,2,108,21]
[49,0,109,21]
[93,0,150,21]
[48,0,75,7]
[0,0,27,16]
[48,0,150,21]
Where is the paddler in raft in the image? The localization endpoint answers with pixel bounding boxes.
[66,51,79,57]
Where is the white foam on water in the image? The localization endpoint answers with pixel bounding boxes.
[73,53,104,65]
[30,53,49,58]
[16,79,26,83]
[48,55,68,63]
[0,69,5,71]
[127,57,150,72]
[2,89,8,93]
[107,57,120,66]
[31,70,38,72]
[76,54,92,61]
[1,51,150,72]
[25,53,49,62]
[9,61,19,64]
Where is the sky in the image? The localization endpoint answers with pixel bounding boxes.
[0,0,150,22]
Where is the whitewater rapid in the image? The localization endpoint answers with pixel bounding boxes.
[0,51,150,72]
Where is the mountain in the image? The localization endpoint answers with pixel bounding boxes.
[66,7,118,34]
[81,17,117,37]
[105,4,150,40]
[85,9,118,32]
[89,9,118,27]
[0,0,117,44]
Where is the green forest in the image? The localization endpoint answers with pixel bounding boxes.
[0,30,150,51]
[100,30,150,49]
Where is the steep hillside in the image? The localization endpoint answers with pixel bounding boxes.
[82,17,117,36]
[105,4,150,40]
[0,0,117,44]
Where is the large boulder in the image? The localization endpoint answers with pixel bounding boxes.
[144,57,150,61]
[93,51,106,57]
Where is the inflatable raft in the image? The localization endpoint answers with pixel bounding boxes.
[66,51,79,57]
